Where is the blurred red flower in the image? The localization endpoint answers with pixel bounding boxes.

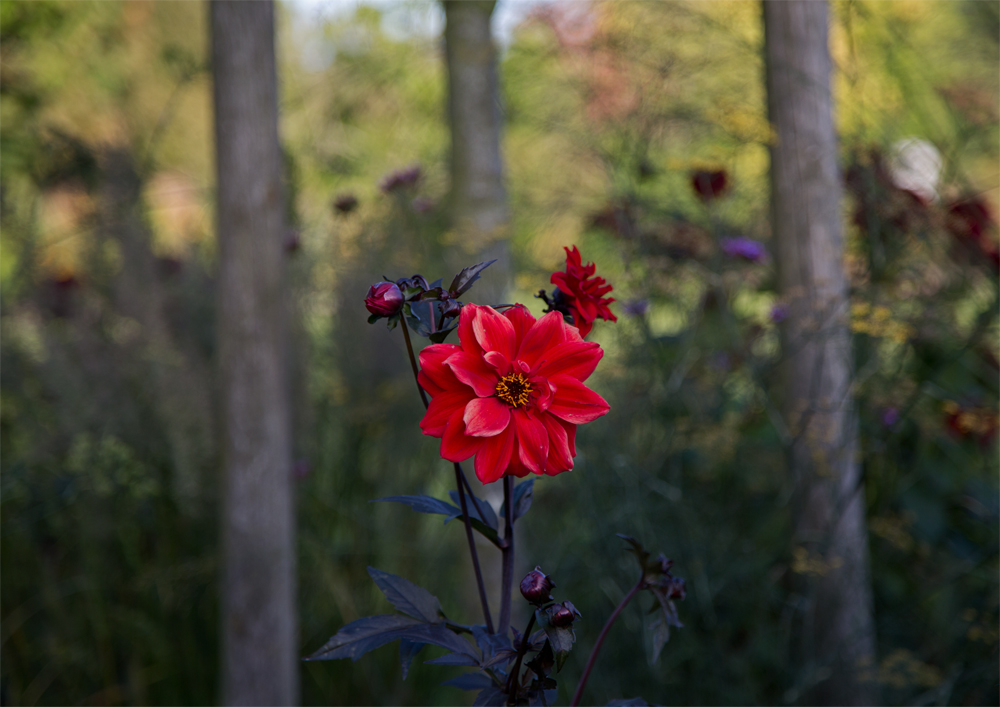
[418,303,610,484]
[550,246,617,338]
[691,170,728,201]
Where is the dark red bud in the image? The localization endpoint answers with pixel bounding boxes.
[667,577,686,601]
[520,566,554,604]
[365,282,404,317]
[550,601,581,627]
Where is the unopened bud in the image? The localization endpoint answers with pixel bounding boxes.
[520,566,554,604]
[550,601,581,628]
[365,282,404,317]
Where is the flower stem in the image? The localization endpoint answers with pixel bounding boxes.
[399,316,429,409]
[397,317,493,632]
[569,577,645,707]
[498,475,515,636]
[505,611,537,705]
[454,461,494,634]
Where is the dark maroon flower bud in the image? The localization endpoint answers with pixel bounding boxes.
[365,282,404,317]
[441,299,462,318]
[284,229,301,253]
[333,193,358,214]
[520,566,554,604]
[667,577,686,601]
[691,169,728,201]
[550,601,581,627]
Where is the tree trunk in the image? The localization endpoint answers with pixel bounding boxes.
[763,2,877,704]
[443,0,510,304]
[211,2,297,704]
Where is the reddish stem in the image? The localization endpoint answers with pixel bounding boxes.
[569,577,645,707]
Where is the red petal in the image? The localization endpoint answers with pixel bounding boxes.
[506,438,533,478]
[463,396,512,437]
[420,388,474,437]
[458,303,484,356]
[517,311,567,369]
[419,343,462,395]
[504,305,536,349]
[540,412,573,473]
[548,374,610,424]
[564,421,577,457]
[473,306,517,360]
[571,314,592,339]
[577,297,598,321]
[475,426,515,484]
[446,351,499,397]
[440,409,481,462]
[513,409,549,475]
[535,340,603,382]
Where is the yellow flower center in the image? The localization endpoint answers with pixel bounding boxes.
[495,372,533,408]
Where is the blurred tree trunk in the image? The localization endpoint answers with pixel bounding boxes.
[211,1,298,704]
[443,0,510,304]
[763,2,877,704]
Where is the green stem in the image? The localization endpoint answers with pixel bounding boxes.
[505,611,537,705]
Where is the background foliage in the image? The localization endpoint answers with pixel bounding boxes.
[1,1,997,705]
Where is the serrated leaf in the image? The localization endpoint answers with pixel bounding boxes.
[425,652,481,667]
[306,615,479,663]
[441,672,495,691]
[367,567,444,623]
[499,479,534,522]
[449,259,497,297]
[449,490,498,530]
[472,685,506,706]
[305,614,423,661]
[373,495,461,519]
[399,640,424,680]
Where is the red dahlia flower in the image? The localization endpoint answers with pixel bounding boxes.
[418,303,610,484]
[550,246,617,338]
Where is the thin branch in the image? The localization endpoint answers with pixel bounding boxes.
[570,577,645,707]
[498,475,515,636]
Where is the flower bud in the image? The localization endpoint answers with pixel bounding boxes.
[550,601,581,628]
[365,282,404,317]
[520,566,554,604]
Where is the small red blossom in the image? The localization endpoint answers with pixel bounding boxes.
[365,282,404,317]
[418,303,610,484]
[549,246,617,338]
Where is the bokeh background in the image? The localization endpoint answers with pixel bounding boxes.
[1,1,997,704]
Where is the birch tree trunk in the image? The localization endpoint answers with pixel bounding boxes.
[443,0,510,304]
[763,2,877,704]
[211,2,297,703]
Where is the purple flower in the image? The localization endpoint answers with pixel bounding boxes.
[770,303,788,323]
[379,164,422,194]
[623,298,649,316]
[333,193,358,214]
[720,237,767,263]
[881,407,900,428]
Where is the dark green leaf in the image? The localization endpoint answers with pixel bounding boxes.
[305,614,423,661]
[428,326,457,344]
[607,699,649,706]
[449,490,498,530]
[472,685,506,706]
[367,567,444,623]
[306,616,479,663]
[618,533,651,571]
[399,640,423,680]
[449,259,497,297]
[499,479,534,522]
[425,652,480,667]
[536,608,576,672]
[367,313,381,324]
[373,495,461,518]
[647,610,671,664]
[442,672,494,691]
